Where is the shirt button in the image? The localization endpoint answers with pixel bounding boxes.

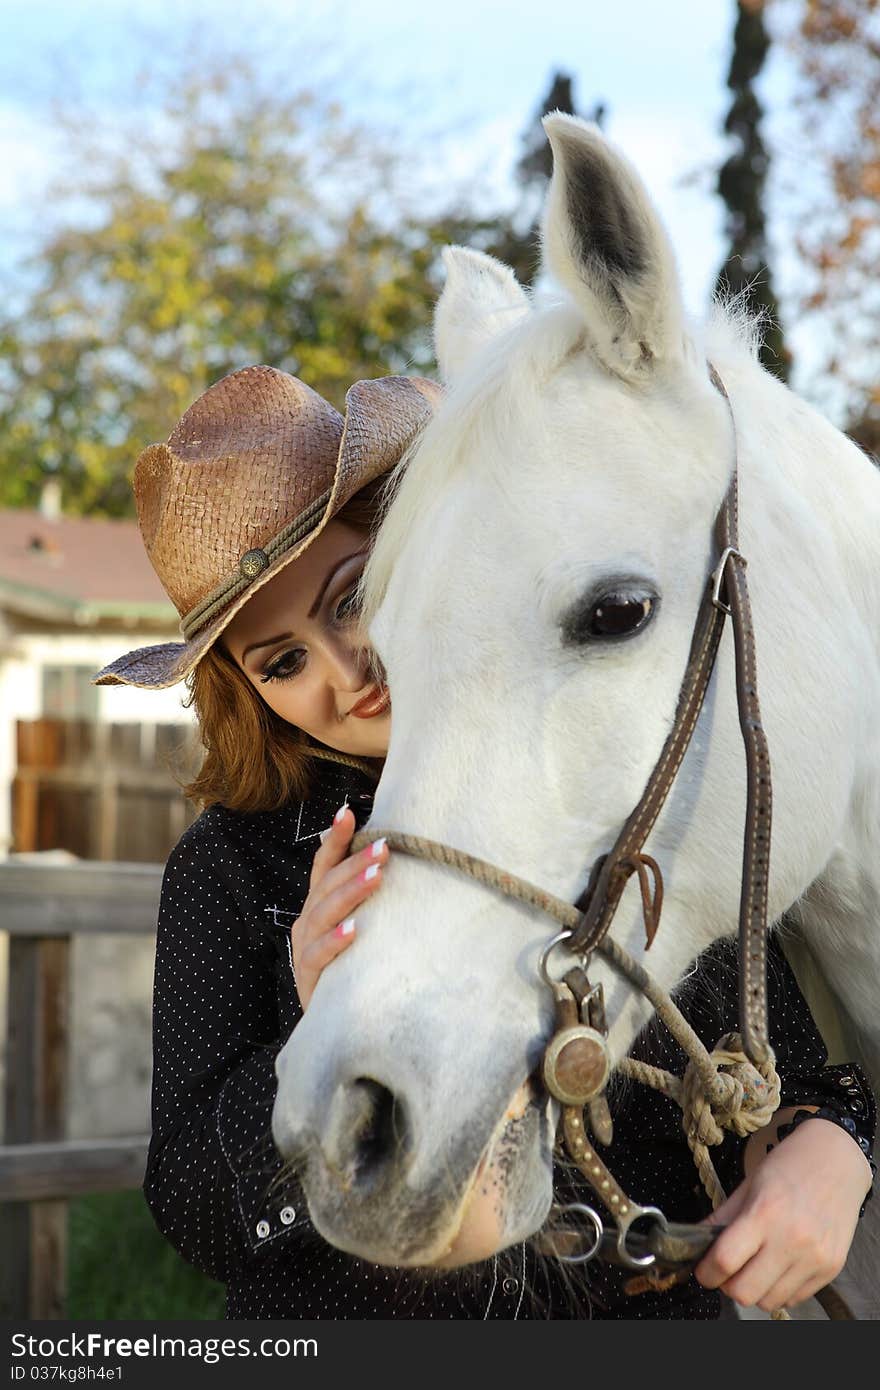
[256,1220,270,1239]
[502,1277,519,1295]
[280,1206,296,1225]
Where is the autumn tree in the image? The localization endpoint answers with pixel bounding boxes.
[0,61,499,516]
[715,0,790,380]
[779,0,880,453]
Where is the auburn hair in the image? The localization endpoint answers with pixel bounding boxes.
[183,480,386,813]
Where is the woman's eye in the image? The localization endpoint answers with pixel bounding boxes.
[260,649,306,684]
[562,589,658,645]
[334,585,362,624]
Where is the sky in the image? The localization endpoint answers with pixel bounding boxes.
[0,0,816,386]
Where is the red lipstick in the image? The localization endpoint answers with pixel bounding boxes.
[348,683,391,719]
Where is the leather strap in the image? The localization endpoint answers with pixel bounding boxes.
[569,367,773,1064]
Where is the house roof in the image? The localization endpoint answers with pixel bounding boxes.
[0,509,177,626]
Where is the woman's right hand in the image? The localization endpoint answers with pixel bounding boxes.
[291,804,388,1011]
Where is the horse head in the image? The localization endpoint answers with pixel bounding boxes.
[272,115,879,1269]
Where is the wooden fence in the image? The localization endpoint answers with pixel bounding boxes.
[12,719,198,862]
[0,859,160,1319]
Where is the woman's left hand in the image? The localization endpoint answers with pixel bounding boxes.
[694,1112,873,1312]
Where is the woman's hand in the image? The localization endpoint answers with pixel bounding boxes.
[291,804,388,1011]
[695,1109,873,1312]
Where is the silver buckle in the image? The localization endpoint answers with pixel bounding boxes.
[710,546,745,615]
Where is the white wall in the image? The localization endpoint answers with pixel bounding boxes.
[15,631,193,724]
[68,933,156,1140]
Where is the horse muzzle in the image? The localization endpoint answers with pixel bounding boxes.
[272,1034,552,1266]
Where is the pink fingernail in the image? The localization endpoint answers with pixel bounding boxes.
[335,918,356,938]
[319,828,331,844]
[361,864,380,883]
[370,837,387,858]
[334,802,349,824]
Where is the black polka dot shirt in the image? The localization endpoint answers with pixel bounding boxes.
[145,757,876,1320]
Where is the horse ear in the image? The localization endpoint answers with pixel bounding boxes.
[434,247,530,385]
[541,113,686,376]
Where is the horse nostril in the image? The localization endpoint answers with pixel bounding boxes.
[324,1078,407,1189]
[354,1080,402,1180]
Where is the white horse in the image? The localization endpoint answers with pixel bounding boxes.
[273,116,880,1308]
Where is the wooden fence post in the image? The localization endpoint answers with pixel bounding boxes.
[0,935,70,1319]
[0,859,163,1318]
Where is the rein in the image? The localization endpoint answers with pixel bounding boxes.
[348,366,850,1318]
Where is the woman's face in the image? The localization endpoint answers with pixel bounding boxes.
[223,520,391,758]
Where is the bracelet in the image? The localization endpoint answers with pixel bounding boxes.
[776,1107,876,1218]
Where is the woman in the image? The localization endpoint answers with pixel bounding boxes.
[96,364,875,1320]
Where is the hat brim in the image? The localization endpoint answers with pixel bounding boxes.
[93,375,442,690]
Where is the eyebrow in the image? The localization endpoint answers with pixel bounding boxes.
[242,631,292,662]
[307,551,362,619]
[241,552,363,662]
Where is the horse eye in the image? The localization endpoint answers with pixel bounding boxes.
[561,588,658,645]
[590,593,656,637]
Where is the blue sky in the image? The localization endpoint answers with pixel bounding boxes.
[0,1,816,384]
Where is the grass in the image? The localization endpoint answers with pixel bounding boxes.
[68,1190,226,1320]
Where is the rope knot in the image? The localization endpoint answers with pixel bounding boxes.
[682,1031,780,1147]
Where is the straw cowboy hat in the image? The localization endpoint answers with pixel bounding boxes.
[93,365,441,690]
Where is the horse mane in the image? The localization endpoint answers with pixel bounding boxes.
[360,294,764,630]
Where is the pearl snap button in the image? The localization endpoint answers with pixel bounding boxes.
[280,1206,296,1225]
[502,1277,519,1295]
[256,1220,270,1239]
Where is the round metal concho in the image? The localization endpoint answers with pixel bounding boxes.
[543,1025,611,1106]
[239,547,270,580]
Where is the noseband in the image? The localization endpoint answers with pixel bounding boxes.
[349,366,813,1307]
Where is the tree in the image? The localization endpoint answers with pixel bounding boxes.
[715,0,790,380]
[487,71,607,288]
[0,62,498,516]
[780,0,880,451]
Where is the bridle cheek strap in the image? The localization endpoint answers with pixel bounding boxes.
[570,365,773,1065]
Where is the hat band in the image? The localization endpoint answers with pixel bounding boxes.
[180,488,332,641]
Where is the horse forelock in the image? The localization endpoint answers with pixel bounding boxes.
[361,298,759,635]
[361,302,586,625]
